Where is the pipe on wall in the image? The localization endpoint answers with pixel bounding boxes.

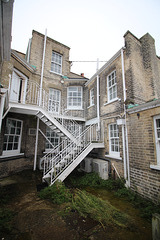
[121,48,130,187]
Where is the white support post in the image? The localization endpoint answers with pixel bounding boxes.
[96,58,100,131]
[34,117,39,171]
[122,124,127,179]
[0,92,6,133]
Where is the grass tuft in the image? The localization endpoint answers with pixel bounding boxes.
[72,189,131,228]
[38,180,72,204]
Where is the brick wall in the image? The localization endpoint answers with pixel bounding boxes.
[124,31,160,103]
[86,80,97,120]
[127,106,160,203]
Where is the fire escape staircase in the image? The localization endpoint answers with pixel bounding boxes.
[7,80,104,184]
[42,124,104,186]
[36,109,78,142]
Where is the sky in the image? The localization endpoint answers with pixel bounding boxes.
[11,0,160,79]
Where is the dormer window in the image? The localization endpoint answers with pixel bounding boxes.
[51,51,62,74]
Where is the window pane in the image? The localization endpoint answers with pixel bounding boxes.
[109,124,119,154]
[68,87,82,108]
[108,70,117,101]
[3,118,22,153]
[51,51,62,74]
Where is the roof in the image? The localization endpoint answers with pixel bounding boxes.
[11,50,36,72]
[67,71,88,81]
[127,99,160,114]
[32,30,70,50]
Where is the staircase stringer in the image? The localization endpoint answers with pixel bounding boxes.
[36,108,77,142]
[51,142,104,184]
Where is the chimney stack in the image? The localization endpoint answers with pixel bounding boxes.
[81,73,84,77]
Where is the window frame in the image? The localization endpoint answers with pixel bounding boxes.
[50,51,62,75]
[3,118,23,156]
[154,115,160,165]
[67,86,83,110]
[48,88,61,114]
[45,127,60,151]
[90,88,94,106]
[107,70,117,103]
[109,123,120,158]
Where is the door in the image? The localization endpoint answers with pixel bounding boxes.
[10,71,21,102]
[154,115,160,165]
[48,88,61,114]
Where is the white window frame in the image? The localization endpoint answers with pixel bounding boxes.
[45,127,60,151]
[90,88,94,106]
[154,115,160,165]
[3,118,23,156]
[107,70,117,103]
[48,88,61,114]
[109,123,120,158]
[51,51,62,75]
[10,68,28,104]
[67,86,83,110]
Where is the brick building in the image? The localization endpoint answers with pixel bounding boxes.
[0,28,160,203]
[85,31,160,203]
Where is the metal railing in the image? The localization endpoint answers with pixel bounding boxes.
[43,123,103,184]
[25,80,85,118]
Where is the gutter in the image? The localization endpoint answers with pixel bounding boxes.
[11,50,35,72]
[127,99,160,114]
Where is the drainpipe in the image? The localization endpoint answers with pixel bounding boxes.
[96,58,100,132]
[39,29,47,107]
[121,48,130,187]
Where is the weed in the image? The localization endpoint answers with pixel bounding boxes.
[0,208,14,234]
[115,187,160,220]
[72,189,131,228]
[69,172,125,190]
[38,180,72,204]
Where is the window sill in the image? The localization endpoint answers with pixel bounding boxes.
[104,98,119,106]
[67,107,83,111]
[105,154,122,161]
[0,153,25,160]
[87,104,95,109]
[49,70,62,76]
[0,153,24,158]
[150,165,160,171]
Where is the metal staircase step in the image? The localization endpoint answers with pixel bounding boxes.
[50,125,57,130]
[45,121,52,127]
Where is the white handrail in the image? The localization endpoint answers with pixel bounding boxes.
[49,124,100,184]
[43,124,101,182]
[26,80,85,118]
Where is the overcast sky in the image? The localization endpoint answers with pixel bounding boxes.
[11,0,160,78]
